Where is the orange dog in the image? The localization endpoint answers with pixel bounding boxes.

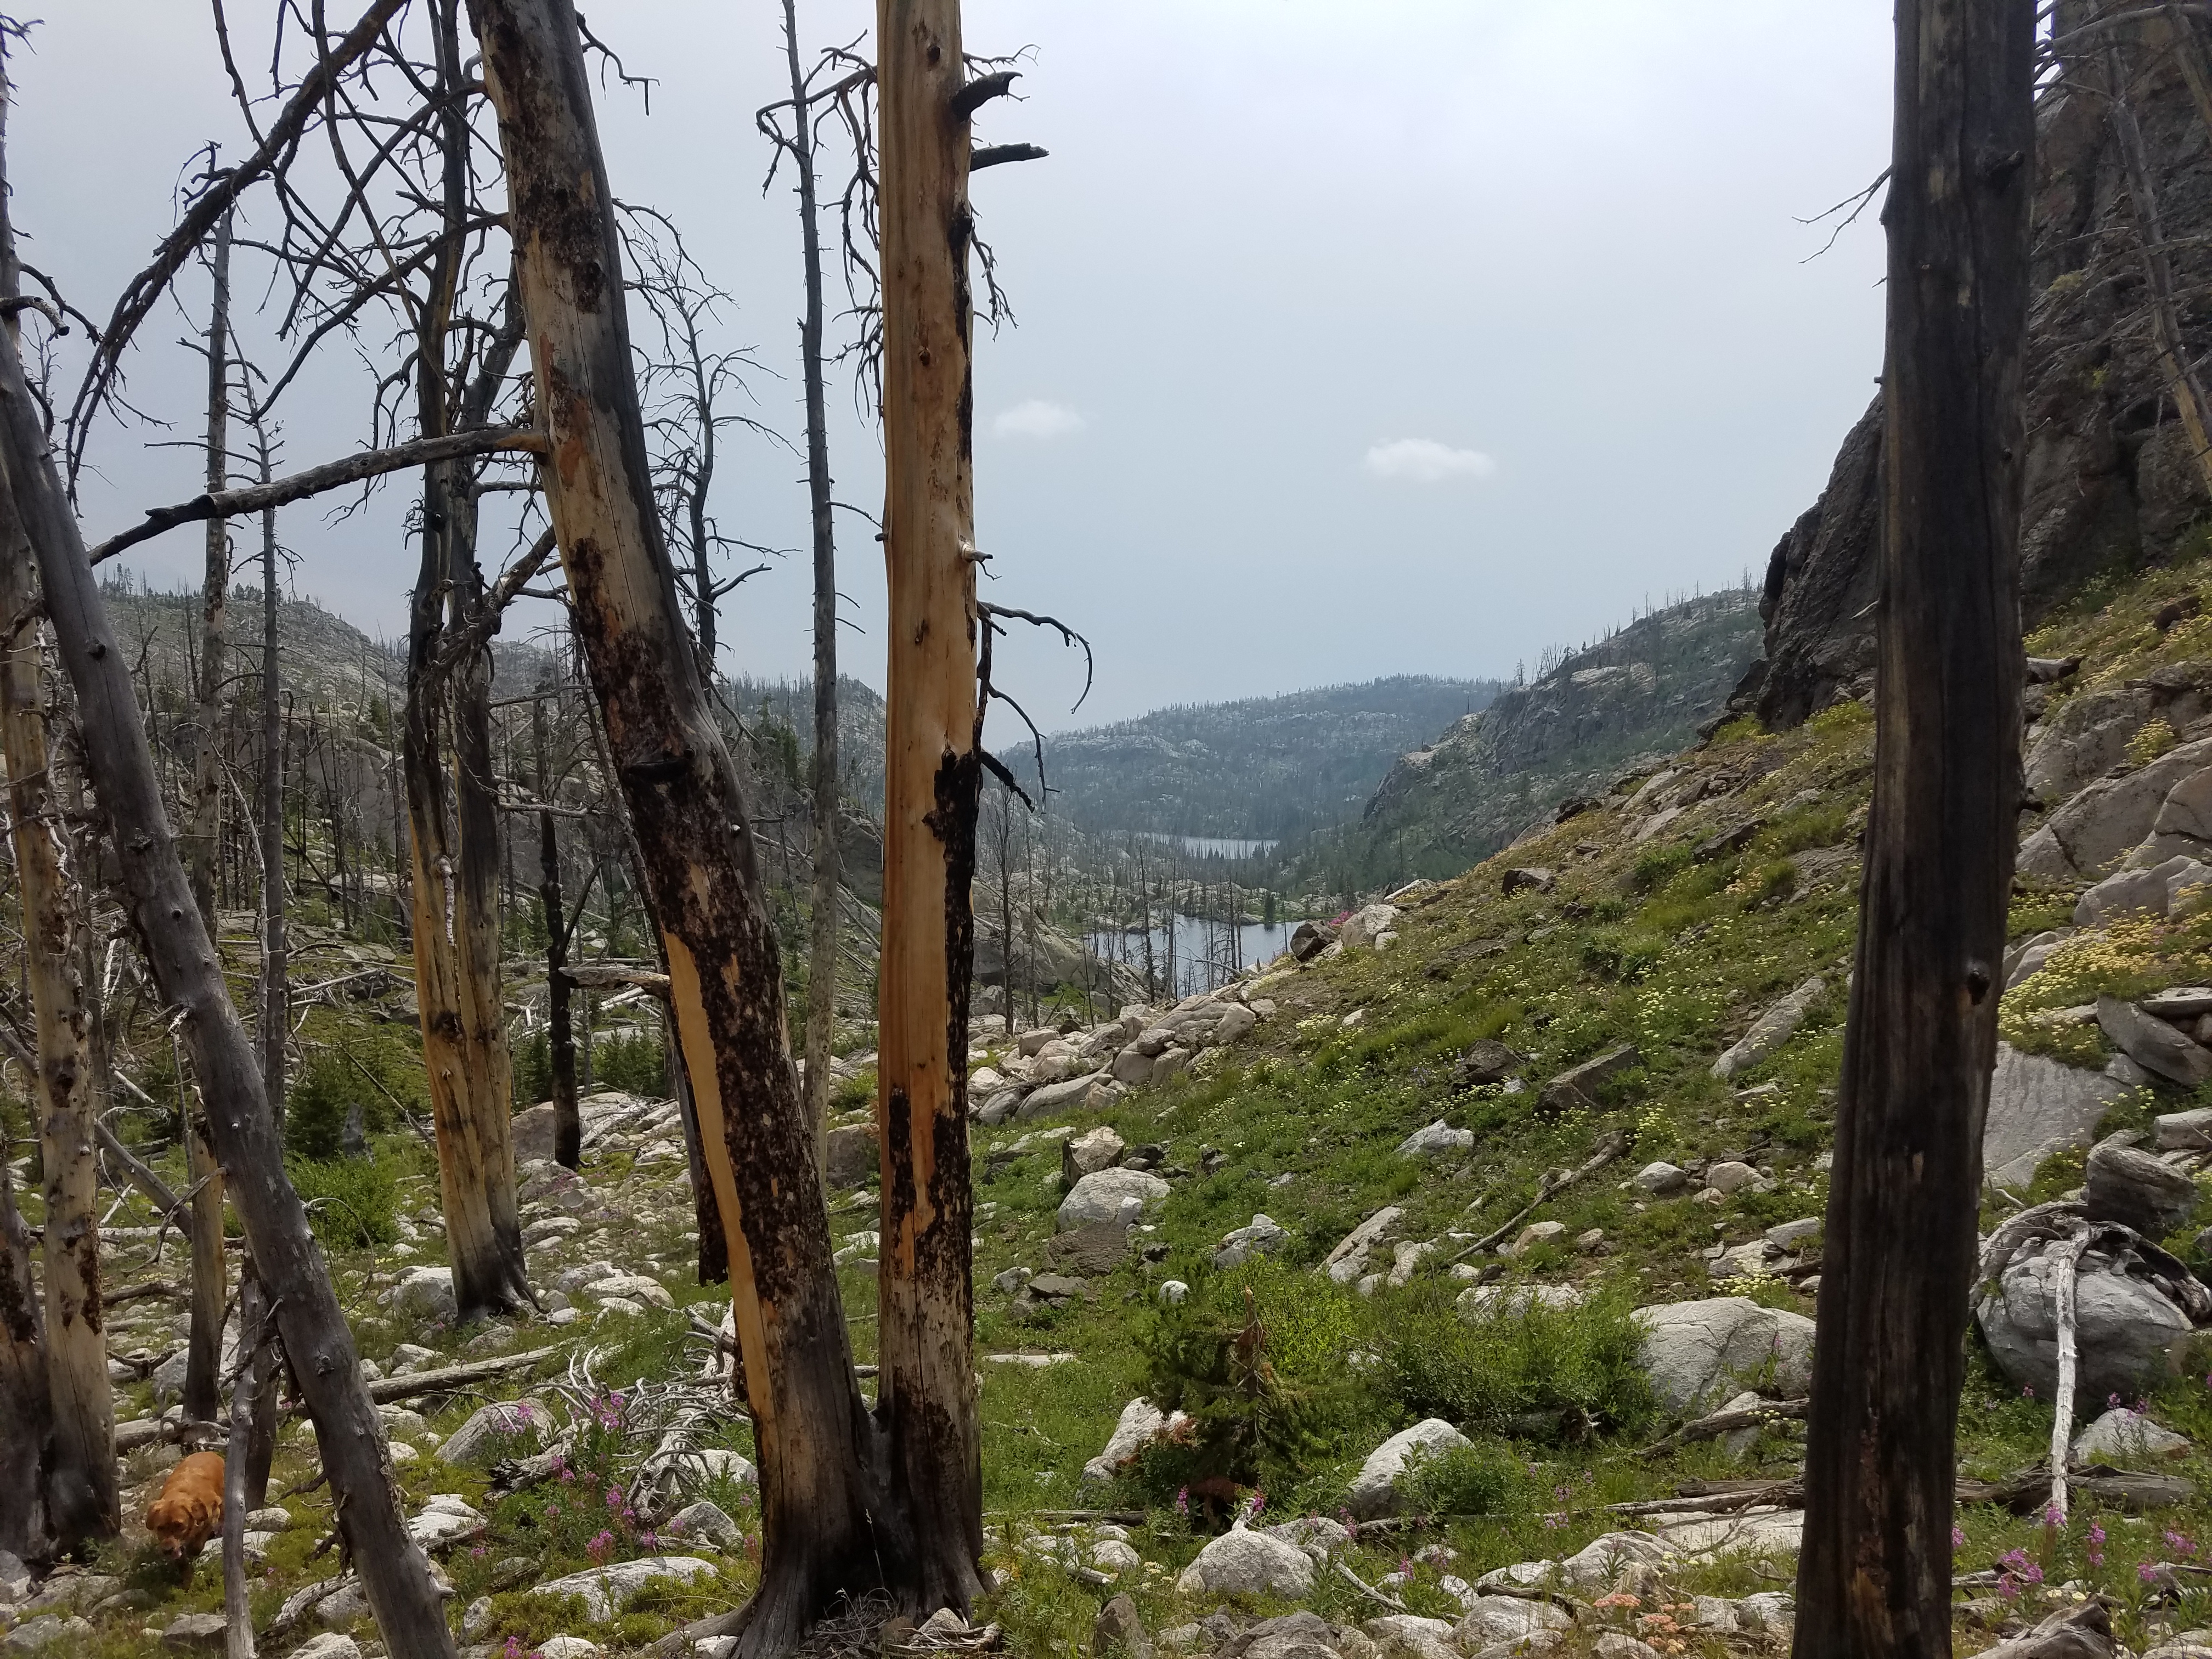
[145,1452,226,1563]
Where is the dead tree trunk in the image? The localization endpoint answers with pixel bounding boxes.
[1791,2,2033,1654]
[0,1124,51,1561]
[0,478,115,1552]
[468,2,876,1648]
[404,0,527,1322]
[255,439,286,1121]
[780,0,846,1164]
[534,687,580,1168]
[182,1118,226,1425]
[0,268,461,1659]
[188,210,233,930]
[874,0,988,1612]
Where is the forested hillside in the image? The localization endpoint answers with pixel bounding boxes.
[1032,676,1503,841]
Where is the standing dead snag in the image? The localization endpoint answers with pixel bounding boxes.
[1790,2,2033,1656]
[873,0,992,1613]
[0,266,461,1659]
[466,1,879,1650]
[0,457,115,1554]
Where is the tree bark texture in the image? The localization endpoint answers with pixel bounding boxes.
[404,0,526,1323]
[783,0,845,1167]
[872,0,988,1613]
[182,1119,227,1426]
[0,479,115,1550]
[467,3,878,1649]
[188,210,233,934]
[1790,3,2034,1656]
[0,1133,50,1560]
[0,284,461,1659]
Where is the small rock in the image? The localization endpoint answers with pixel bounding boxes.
[1063,1126,1126,1185]
[1541,1044,1642,1113]
[540,1641,603,1659]
[823,1122,878,1188]
[1712,979,1825,1081]
[1575,1228,1606,1253]
[1214,1214,1288,1268]
[1094,1592,1155,1659]
[1634,1296,1817,1411]
[1159,1280,1189,1305]
[2099,995,2212,1087]
[2158,1107,2212,1151]
[389,1269,456,1324]
[462,1596,495,1639]
[1346,1419,1471,1519]
[160,1613,229,1650]
[1706,1160,1759,1195]
[437,1398,548,1465]
[1322,1207,1405,1284]
[1083,1398,1186,1483]
[1057,1167,1169,1232]
[1500,867,1555,896]
[535,1557,718,1621]
[1635,1161,1690,1195]
[992,1267,1035,1295]
[2086,1136,2200,1235]
[1764,1217,1822,1250]
[1510,1221,1567,1255]
[2075,1407,2192,1463]
[287,1638,362,1659]
[1173,1529,1314,1596]
[1362,1615,1458,1659]
[1453,1040,1524,1086]
[1397,1120,1474,1158]
[667,1500,742,1549]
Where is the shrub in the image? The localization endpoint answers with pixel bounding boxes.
[1372,1282,1655,1442]
[1396,1438,1530,1517]
[514,1031,553,1108]
[590,1028,668,1096]
[285,1032,426,1159]
[289,1151,399,1248]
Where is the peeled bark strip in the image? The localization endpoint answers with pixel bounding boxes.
[873,0,986,1613]
[0,275,460,1659]
[0,482,115,1550]
[467,2,876,1649]
[1790,3,2033,1654]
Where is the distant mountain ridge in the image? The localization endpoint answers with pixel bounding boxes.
[1030,676,1505,842]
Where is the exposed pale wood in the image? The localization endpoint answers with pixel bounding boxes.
[352,1344,562,1407]
[223,1268,270,1659]
[1791,2,2034,1652]
[0,245,459,1656]
[874,0,988,1615]
[2050,1231,2089,1519]
[466,3,875,1647]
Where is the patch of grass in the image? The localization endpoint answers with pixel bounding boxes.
[288,1147,402,1248]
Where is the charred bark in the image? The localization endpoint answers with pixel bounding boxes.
[188,210,233,933]
[0,256,460,1659]
[182,1118,226,1426]
[467,2,879,1647]
[1791,2,2034,1655]
[534,689,581,1169]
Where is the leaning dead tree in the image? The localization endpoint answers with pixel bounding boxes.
[1791,0,2033,1654]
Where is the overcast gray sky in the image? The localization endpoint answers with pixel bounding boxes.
[20,2,1891,729]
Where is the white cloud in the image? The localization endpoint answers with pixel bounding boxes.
[992,399,1086,439]
[1362,437,1498,483]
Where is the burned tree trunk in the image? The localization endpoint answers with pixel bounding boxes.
[0,272,461,1659]
[255,450,286,1120]
[0,1127,50,1561]
[188,210,234,930]
[467,2,877,1649]
[873,0,989,1612]
[0,481,115,1552]
[1791,2,2034,1655]
[534,688,580,1169]
[780,0,845,1164]
[182,1119,226,1426]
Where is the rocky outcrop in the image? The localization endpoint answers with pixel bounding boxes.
[1746,49,2212,730]
[1359,592,1761,873]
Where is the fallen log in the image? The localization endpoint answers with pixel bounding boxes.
[1641,1397,1810,1459]
[358,1345,562,1405]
